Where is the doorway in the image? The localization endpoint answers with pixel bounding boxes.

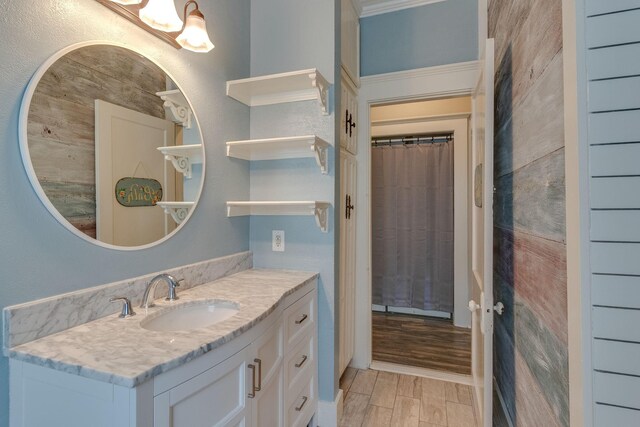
[366,96,473,380]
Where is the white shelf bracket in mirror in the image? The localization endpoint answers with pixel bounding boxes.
[156,89,193,128]
[157,145,203,179]
[226,68,331,115]
[157,201,194,225]
[226,201,331,232]
[226,135,330,174]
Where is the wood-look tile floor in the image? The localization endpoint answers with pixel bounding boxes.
[372,312,471,375]
[339,368,479,427]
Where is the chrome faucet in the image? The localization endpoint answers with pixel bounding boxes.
[140,273,181,309]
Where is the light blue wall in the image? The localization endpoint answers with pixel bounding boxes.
[249,0,339,403]
[360,0,478,76]
[0,1,251,426]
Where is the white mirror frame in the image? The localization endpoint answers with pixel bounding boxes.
[19,41,206,251]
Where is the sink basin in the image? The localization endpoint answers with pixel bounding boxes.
[140,300,239,332]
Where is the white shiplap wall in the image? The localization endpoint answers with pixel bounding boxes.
[586,0,640,424]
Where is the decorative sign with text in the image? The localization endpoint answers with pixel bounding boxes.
[115,177,163,207]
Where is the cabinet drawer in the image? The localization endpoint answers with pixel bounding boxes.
[285,374,316,427]
[253,320,284,387]
[285,332,314,392]
[284,290,315,349]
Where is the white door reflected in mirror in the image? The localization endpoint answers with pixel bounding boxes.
[19,42,205,250]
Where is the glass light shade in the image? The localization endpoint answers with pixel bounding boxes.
[139,0,183,32]
[176,14,214,53]
[109,0,142,5]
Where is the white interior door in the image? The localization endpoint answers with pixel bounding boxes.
[95,100,176,246]
[470,38,495,427]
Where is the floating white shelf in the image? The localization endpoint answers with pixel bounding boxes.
[156,89,193,128]
[157,144,203,179]
[226,201,331,233]
[157,201,194,225]
[226,135,330,174]
[226,69,330,115]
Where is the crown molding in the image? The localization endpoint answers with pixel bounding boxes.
[361,60,478,85]
[360,0,447,18]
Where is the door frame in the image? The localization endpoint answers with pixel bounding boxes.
[352,61,479,370]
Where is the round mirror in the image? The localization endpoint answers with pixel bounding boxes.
[19,42,205,250]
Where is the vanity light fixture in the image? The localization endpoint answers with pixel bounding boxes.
[176,1,214,52]
[139,0,183,32]
[101,0,214,53]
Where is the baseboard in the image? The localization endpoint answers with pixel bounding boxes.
[493,377,514,427]
[316,388,344,427]
[370,360,473,385]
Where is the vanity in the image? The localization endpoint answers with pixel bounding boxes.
[7,267,318,427]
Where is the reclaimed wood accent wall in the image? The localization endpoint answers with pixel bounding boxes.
[488,0,568,426]
[584,0,640,424]
[27,45,166,238]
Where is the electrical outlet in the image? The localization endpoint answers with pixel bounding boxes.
[272,230,285,252]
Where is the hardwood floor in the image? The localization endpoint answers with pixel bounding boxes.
[372,312,471,375]
[339,368,479,427]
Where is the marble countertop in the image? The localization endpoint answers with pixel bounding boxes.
[8,269,317,388]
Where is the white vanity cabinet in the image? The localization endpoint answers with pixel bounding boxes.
[10,281,317,427]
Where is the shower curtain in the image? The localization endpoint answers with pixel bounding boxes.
[371,142,454,313]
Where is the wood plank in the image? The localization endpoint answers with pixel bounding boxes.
[593,371,640,410]
[363,405,394,427]
[340,367,358,392]
[372,313,471,375]
[591,211,640,242]
[591,274,640,309]
[591,242,640,275]
[421,378,446,399]
[589,76,640,112]
[494,149,566,242]
[591,177,640,209]
[495,53,565,178]
[590,143,640,177]
[493,0,562,128]
[419,395,447,426]
[390,396,421,427]
[587,43,640,80]
[589,110,640,145]
[593,306,640,342]
[340,392,371,427]
[444,383,472,405]
[397,375,422,399]
[28,136,95,185]
[370,371,399,408]
[445,401,475,427]
[587,0,640,16]
[350,370,379,395]
[494,227,568,345]
[594,404,640,426]
[586,9,640,48]
[593,339,640,376]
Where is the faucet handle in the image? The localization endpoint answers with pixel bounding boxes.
[165,278,183,302]
[110,297,136,318]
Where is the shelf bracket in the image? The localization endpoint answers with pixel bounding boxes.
[159,205,191,225]
[157,90,193,128]
[311,140,329,175]
[164,154,193,179]
[314,205,329,233]
[309,71,329,116]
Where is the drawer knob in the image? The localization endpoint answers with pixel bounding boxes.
[254,358,262,391]
[295,355,308,368]
[248,364,257,398]
[295,314,308,325]
[295,396,308,412]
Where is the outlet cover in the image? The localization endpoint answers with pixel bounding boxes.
[272,230,285,252]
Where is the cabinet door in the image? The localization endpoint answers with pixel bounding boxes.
[154,347,252,427]
[347,86,358,154]
[340,81,349,151]
[341,0,360,86]
[250,321,284,427]
[339,150,357,375]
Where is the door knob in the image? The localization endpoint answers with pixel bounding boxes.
[468,300,481,312]
[494,302,505,315]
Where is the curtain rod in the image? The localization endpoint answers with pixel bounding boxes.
[371,133,453,146]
